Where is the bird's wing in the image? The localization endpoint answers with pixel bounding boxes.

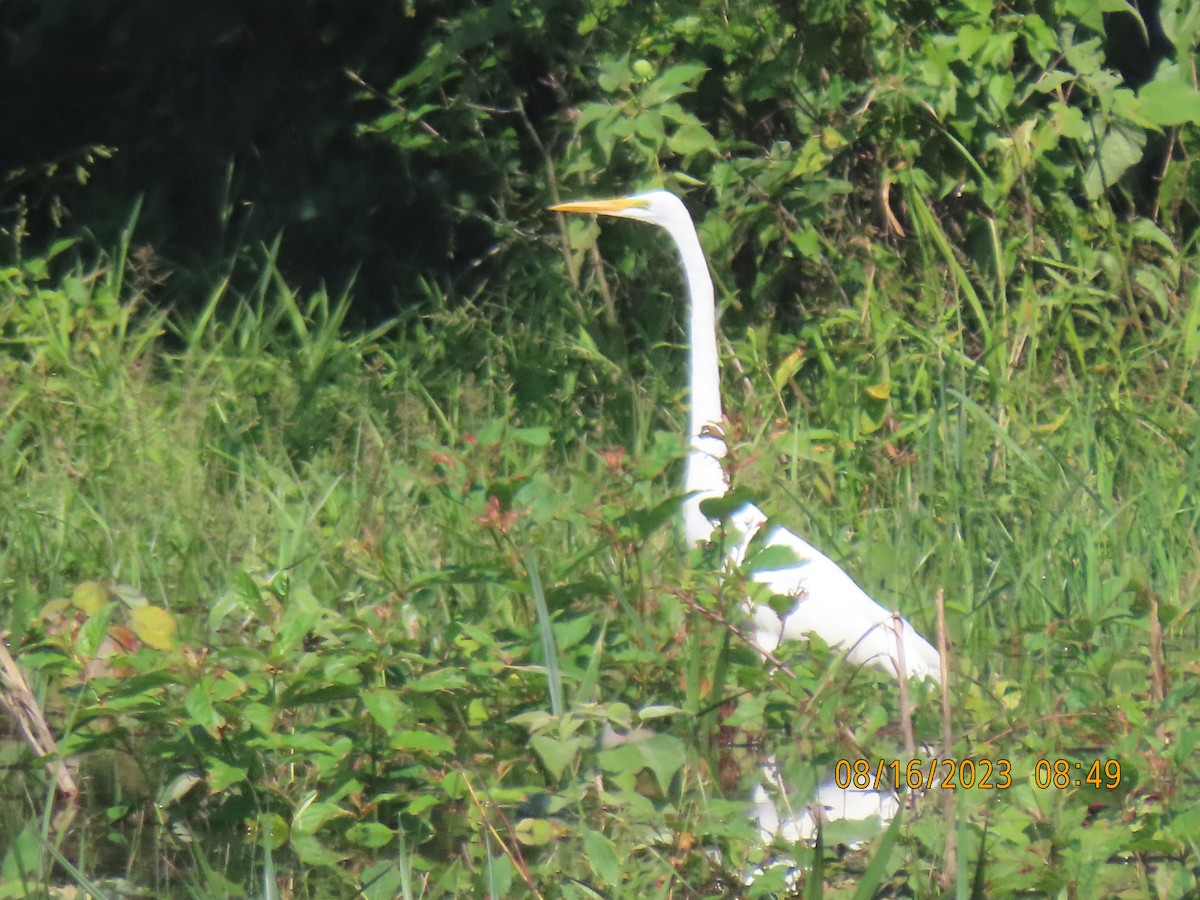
[747,525,941,681]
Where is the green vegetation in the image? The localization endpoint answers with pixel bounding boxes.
[3,0,1200,897]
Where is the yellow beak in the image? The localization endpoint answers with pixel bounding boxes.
[549,197,647,215]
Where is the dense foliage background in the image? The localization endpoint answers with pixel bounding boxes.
[3,0,1200,896]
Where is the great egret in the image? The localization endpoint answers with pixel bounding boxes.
[551,190,940,681]
[752,756,899,846]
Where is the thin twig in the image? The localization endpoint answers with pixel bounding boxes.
[459,768,545,900]
[678,590,872,761]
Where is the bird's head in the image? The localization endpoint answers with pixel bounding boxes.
[550,190,691,230]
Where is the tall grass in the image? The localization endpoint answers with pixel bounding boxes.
[1,200,1198,895]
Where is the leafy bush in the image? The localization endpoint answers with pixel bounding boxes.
[3,0,1200,896]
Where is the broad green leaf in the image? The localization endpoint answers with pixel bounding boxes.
[476,419,505,447]
[598,733,686,793]
[744,544,803,573]
[551,614,592,650]
[293,795,345,835]
[206,759,248,791]
[1139,63,1200,126]
[508,709,555,731]
[185,680,226,735]
[346,822,395,849]
[510,426,551,447]
[0,823,42,887]
[361,689,404,732]
[468,698,488,726]
[625,494,682,539]
[866,382,891,400]
[442,770,468,800]
[406,794,439,815]
[698,487,758,522]
[390,729,454,755]
[275,586,322,654]
[667,124,716,157]
[290,834,342,868]
[1082,121,1146,199]
[642,62,707,105]
[75,603,116,658]
[582,827,621,886]
[407,668,468,692]
[530,733,588,779]
[631,59,655,80]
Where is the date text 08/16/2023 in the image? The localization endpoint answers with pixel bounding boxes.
[834,758,1123,792]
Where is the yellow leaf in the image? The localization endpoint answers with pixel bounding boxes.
[72,581,110,614]
[771,348,805,392]
[865,382,892,400]
[129,605,178,651]
[515,818,553,846]
[1031,408,1070,434]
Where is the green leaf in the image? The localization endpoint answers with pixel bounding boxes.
[743,543,803,573]
[206,759,248,792]
[582,826,621,886]
[514,817,553,846]
[667,123,717,157]
[697,487,758,522]
[293,795,346,835]
[509,709,555,731]
[258,813,290,851]
[468,698,489,726]
[406,794,439,815]
[851,807,904,900]
[442,770,469,800]
[275,586,322,655]
[642,62,707,105]
[346,822,395,849]
[185,680,226,735]
[597,733,686,793]
[1081,121,1146,199]
[772,348,805,393]
[623,494,682,539]
[361,689,405,732]
[1,823,42,886]
[75,603,116,658]
[1138,62,1200,126]
[530,733,588,779]
[290,834,342,868]
[389,729,454,755]
[510,426,551,447]
[407,668,468,692]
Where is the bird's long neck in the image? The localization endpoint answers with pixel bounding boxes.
[671,221,729,545]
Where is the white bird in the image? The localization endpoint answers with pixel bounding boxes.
[752,756,899,847]
[551,190,940,681]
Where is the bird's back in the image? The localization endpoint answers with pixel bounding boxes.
[747,525,941,681]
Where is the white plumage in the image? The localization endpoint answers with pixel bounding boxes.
[552,190,940,682]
